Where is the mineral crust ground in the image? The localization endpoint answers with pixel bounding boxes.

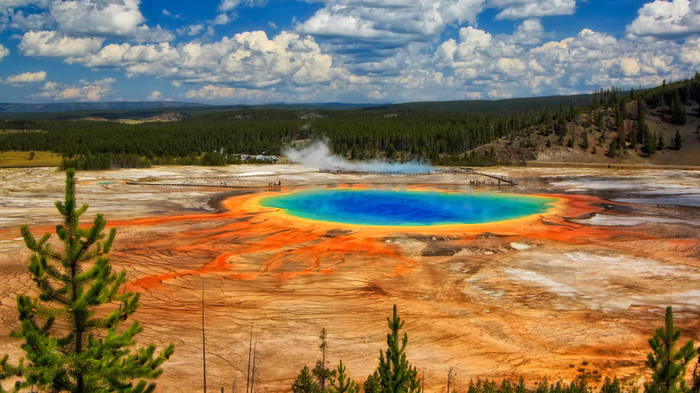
[0,165,698,393]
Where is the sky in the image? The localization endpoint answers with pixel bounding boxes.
[0,0,699,104]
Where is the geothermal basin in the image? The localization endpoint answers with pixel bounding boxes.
[0,165,698,393]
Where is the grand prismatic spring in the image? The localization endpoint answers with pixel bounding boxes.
[0,165,698,393]
[260,190,557,226]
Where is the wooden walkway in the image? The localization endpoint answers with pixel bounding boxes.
[470,170,517,185]
[124,167,517,189]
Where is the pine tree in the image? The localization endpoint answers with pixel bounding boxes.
[328,361,360,393]
[293,366,321,393]
[643,129,657,156]
[364,371,380,393]
[670,91,687,125]
[657,133,666,151]
[376,305,421,393]
[313,328,336,392]
[600,377,622,393]
[674,130,682,150]
[645,306,696,393]
[5,168,173,393]
[691,348,700,393]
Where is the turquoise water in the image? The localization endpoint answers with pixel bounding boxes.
[260,189,556,226]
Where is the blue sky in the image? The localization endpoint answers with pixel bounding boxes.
[0,0,699,104]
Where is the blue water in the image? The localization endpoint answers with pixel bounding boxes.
[260,189,556,226]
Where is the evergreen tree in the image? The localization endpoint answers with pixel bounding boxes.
[645,306,696,393]
[313,328,336,392]
[608,137,620,157]
[376,305,421,393]
[328,361,360,393]
[691,348,700,393]
[566,137,574,148]
[293,366,321,393]
[600,377,622,393]
[364,372,380,393]
[4,169,173,393]
[674,130,682,150]
[670,91,687,125]
[556,115,568,139]
[643,129,657,156]
[657,133,666,151]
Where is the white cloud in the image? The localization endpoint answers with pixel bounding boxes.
[184,84,267,102]
[53,0,141,35]
[5,70,46,83]
[72,30,352,88]
[215,0,268,25]
[430,24,693,99]
[0,44,8,60]
[36,77,115,101]
[147,90,162,100]
[296,0,484,52]
[511,18,546,44]
[626,0,700,38]
[213,12,230,25]
[0,0,38,7]
[618,57,641,76]
[218,0,267,12]
[177,24,204,36]
[6,0,173,42]
[488,0,576,20]
[8,9,49,30]
[19,30,104,57]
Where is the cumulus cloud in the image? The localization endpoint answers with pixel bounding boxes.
[626,0,700,38]
[511,18,547,44]
[218,0,267,12]
[0,44,8,60]
[71,30,352,89]
[431,25,690,99]
[6,0,173,42]
[36,78,115,101]
[52,0,143,35]
[5,70,46,83]
[177,24,204,36]
[184,84,267,102]
[215,0,268,25]
[296,0,484,64]
[147,90,161,100]
[19,30,104,57]
[488,0,576,20]
[8,9,49,30]
[0,0,39,7]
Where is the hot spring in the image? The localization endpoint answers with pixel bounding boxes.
[260,189,557,226]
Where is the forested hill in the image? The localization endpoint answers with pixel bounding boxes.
[471,75,700,167]
[0,77,698,169]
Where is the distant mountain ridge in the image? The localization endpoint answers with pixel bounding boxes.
[0,101,207,113]
[0,94,597,120]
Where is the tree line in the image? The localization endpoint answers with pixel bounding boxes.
[0,106,549,169]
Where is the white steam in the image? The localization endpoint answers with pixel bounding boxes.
[282,140,433,173]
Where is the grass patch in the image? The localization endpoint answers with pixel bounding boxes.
[0,151,61,167]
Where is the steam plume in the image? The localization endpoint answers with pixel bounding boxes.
[282,140,433,173]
